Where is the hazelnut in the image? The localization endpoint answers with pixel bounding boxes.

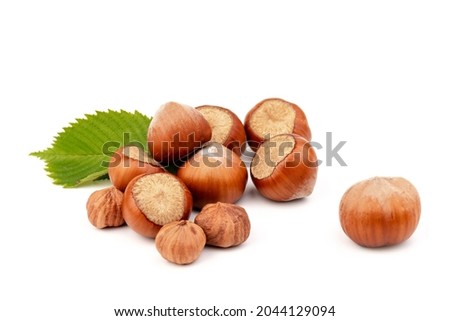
[122,173,192,238]
[339,177,421,248]
[194,202,251,248]
[244,98,312,151]
[108,145,165,191]
[250,133,318,201]
[155,220,206,265]
[86,186,125,228]
[196,105,246,155]
[177,143,248,209]
[147,102,212,164]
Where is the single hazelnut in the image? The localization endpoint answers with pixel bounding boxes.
[196,105,246,155]
[147,102,212,164]
[250,133,318,201]
[177,143,248,209]
[194,202,251,248]
[122,173,192,238]
[108,145,165,191]
[339,177,421,248]
[244,98,312,151]
[86,186,125,228]
[155,220,206,265]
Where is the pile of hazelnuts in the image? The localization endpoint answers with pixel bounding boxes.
[87,98,421,265]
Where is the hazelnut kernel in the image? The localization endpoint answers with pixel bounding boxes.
[86,186,125,229]
[155,220,206,265]
[195,202,251,248]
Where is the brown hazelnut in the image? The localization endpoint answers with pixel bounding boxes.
[194,202,251,248]
[244,98,312,151]
[147,102,212,164]
[339,177,421,248]
[177,142,248,209]
[122,173,192,238]
[250,133,318,201]
[108,145,165,191]
[155,220,206,265]
[86,186,125,228]
[196,105,246,155]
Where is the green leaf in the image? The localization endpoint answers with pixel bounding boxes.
[31,110,151,187]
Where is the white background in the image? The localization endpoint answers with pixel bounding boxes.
[1,1,449,320]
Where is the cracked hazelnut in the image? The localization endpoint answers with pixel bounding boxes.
[122,173,192,238]
[339,177,421,248]
[244,98,312,151]
[196,105,246,155]
[155,220,206,265]
[108,145,165,191]
[86,186,125,228]
[250,133,317,201]
[147,102,212,164]
[194,202,251,248]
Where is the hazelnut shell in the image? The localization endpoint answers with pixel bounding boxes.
[147,102,212,164]
[196,105,247,155]
[177,143,248,209]
[244,98,312,151]
[339,177,421,248]
[108,145,165,191]
[122,173,192,238]
[250,134,318,201]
